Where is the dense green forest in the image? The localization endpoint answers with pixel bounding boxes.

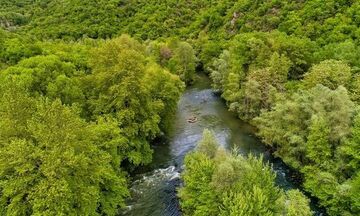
[0,0,359,215]
[179,129,312,216]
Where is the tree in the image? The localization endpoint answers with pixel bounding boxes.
[255,84,355,214]
[1,55,85,106]
[89,36,159,166]
[0,37,42,65]
[169,42,197,84]
[0,34,185,215]
[209,50,230,91]
[0,96,129,215]
[236,53,291,121]
[220,187,279,216]
[303,60,352,90]
[197,129,218,158]
[313,40,360,67]
[222,72,241,115]
[88,35,184,167]
[0,78,35,143]
[180,130,312,216]
[179,152,218,216]
[306,115,332,169]
[302,166,341,215]
[338,111,360,177]
[284,190,312,216]
[255,85,354,169]
[311,85,354,143]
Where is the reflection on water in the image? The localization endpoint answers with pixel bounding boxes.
[125,74,323,216]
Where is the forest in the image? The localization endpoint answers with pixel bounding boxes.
[0,0,359,215]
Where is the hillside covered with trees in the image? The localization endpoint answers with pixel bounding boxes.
[0,0,359,215]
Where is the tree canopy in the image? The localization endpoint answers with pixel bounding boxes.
[0,34,184,215]
[1,0,360,215]
[179,130,313,216]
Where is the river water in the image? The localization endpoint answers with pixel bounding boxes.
[124,74,323,216]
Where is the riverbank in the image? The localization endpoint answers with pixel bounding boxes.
[124,73,324,215]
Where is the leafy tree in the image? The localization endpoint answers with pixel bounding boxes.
[255,85,354,169]
[210,32,313,121]
[1,1,360,215]
[0,37,42,65]
[311,85,354,143]
[196,31,223,71]
[235,52,291,120]
[179,152,218,216]
[284,190,312,216]
[0,34,185,215]
[1,55,85,106]
[313,40,360,68]
[339,110,360,177]
[306,115,332,169]
[301,166,350,215]
[179,130,312,216]
[0,92,128,215]
[303,60,352,90]
[145,41,172,67]
[209,50,230,91]
[197,129,218,158]
[222,72,241,114]
[168,42,197,84]
[142,63,185,133]
[88,35,183,166]
[255,85,355,213]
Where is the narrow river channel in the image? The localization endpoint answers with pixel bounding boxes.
[124,73,323,216]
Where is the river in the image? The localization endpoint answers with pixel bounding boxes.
[124,73,323,216]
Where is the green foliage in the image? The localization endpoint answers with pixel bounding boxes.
[168,42,197,84]
[284,190,313,216]
[339,110,360,177]
[306,116,332,169]
[2,0,360,47]
[303,60,352,90]
[1,55,85,106]
[25,0,128,40]
[146,39,197,84]
[179,130,312,216]
[1,0,360,215]
[179,152,218,216]
[87,35,184,166]
[301,166,359,215]
[197,129,218,158]
[209,31,315,121]
[209,50,230,91]
[0,34,184,215]
[0,37,42,65]
[0,89,128,215]
[313,40,360,68]
[255,85,354,168]
[255,85,357,214]
[0,0,33,31]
